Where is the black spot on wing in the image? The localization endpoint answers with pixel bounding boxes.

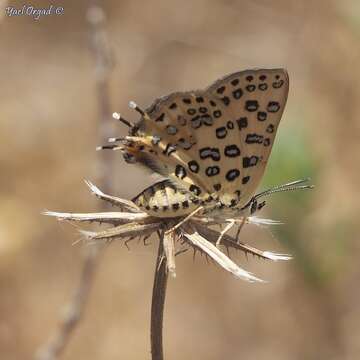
[226,169,240,182]
[272,80,284,88]
[257,111,267,121]
[224,144,241,157]
[267,101,280,113]
[263,138,271,147]
[245,133,264,144]
[242,176,250,184]
[246,85,256,92]
[191,115,201,129]
[199,147,221,161]
[222,96,230,106]
[245,100,259,112]
[178,138,192,150]
[182,200,189,208]
[191,197,200,204]
[259,83,268,91]
[163,143,176,156]
[229,199,238,207]
[236,117,248,130]
[188,160,200,173]
[266,124,274,133]
[201,114,213,126]
[226,121,234,130]
[216,126,227,139]
[189,184,201,196]
[213,110,222,118]
[175,164,187,179]
[232,88,243,99]
[243,156,259,168]
[213,183,221,191]
[205,166,220,177]
[166,125,178,135]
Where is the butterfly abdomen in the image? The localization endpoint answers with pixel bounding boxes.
[132,180,199,218]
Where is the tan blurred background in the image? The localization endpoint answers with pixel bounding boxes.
[1,0,360,359]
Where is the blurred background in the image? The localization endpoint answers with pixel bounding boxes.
[1,0,360,359]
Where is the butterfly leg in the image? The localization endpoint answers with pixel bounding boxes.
[235,217,247,243]
[216,219,236,247]
[164,206,204,235]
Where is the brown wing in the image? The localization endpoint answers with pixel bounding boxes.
[206,68,289,206]
[122,68,288,207]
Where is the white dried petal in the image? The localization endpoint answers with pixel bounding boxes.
[262,252,293,261]
[42,210,148,222]
[84,180,141,212]
[183,228,265,283]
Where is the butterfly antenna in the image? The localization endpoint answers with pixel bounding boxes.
[269,178,311,191]
[112,112,134,128]
[96,144,122,151]
[129,101,145,116]
[254,178,314,200]
[129,100,152,121]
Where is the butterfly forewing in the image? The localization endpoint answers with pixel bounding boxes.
[124,68,289,215]
[144,91,226,198]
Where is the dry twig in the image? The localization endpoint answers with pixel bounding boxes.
[35,2,114,359]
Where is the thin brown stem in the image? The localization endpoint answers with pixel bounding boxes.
[87,0,114,194]
[35,2,113,359]
[151,231,169,360]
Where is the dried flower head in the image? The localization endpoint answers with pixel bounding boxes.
[44,180,296,282]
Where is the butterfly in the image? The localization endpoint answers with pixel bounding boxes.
[100,68,296,241]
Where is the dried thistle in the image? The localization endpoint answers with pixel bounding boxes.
[41,178,313,360]
[44,180,292,282]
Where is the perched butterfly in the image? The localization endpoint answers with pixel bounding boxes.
[104,68,288,217]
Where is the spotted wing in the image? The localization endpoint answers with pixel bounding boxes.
[123,68,288,206]
[206,68,289,206]
[125,90,225,201]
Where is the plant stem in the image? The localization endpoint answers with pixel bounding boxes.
[151,231,168,360]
